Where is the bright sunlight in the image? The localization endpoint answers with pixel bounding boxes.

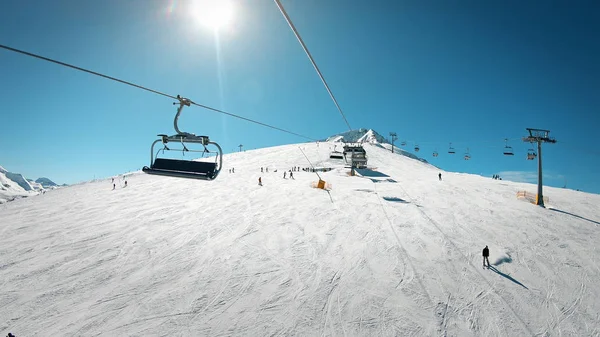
[189,0,234,30]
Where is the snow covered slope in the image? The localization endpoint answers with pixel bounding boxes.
[1,142,599,336]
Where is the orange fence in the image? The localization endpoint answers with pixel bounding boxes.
[516,191,549,204]
[311,180,332,190]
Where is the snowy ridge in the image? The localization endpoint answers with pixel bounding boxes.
[380,143,430,164]
[356,129,379,144]
[1,141,600,336]
[0,165,7,174]
[324,128,388,144]
[5,172,34,191]
[35,177,58,187]
[0,169,37,204]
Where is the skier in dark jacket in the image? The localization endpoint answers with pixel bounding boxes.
[482,245,490,268]
[438,173,442,181]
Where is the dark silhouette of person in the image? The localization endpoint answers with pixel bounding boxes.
[482,245,490,268]
[438,173,442,181]
[258,177,262,186]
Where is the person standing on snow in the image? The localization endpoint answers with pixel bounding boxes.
[283,171,287,179]
[482,245,490,268]
[258,177,262,186]
[290,171,294,179]
[438,173,442,181]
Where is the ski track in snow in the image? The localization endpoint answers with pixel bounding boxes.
[1,142,600,336]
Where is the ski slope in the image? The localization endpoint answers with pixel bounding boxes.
[1,142,599,336]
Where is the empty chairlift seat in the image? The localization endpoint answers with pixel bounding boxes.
[142,95,223,181]
[144,158,217,180]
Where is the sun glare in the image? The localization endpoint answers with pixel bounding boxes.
[190,0,234,30]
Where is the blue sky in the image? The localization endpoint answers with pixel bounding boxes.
[1,0,598,193]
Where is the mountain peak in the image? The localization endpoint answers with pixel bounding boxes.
[325,128,388,144]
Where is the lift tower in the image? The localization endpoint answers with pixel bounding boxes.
[390,132,398,153]
[522,128,557,207]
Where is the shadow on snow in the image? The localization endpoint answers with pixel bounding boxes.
[549,208,600,226]
[488,266,528,289]
[382,197,410,203]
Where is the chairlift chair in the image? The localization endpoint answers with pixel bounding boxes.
[329,145,344,159]
[400,141,407,146]
[414,144,420,152]
[142,95,223,180]
[448,143,455,154]
[527,148,537,160]
[503,138,514,156]
[433,150,439,157]
[464,148,471,160]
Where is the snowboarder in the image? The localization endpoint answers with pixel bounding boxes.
[482,245,490,268]
[438,173,442,181]
[258,177,262,186]
[283,171,287,179]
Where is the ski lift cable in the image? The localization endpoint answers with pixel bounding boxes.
[0,43,318,142]
[274,0,352,132]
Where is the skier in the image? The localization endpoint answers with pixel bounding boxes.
[232,168,235,173]
[124,181,128,187]
[112,183,116,190]
[438,173,442,181]
[290,171,294,179]
[283,171,287,179]
[482,245,490,268]
[261,167,264,173]
[258,177,262,186]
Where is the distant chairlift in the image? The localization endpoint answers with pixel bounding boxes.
[142,96,223,180]
[433,150,439,157]
[503,138,514,156]
[329,145,344,159]
[464,148,471,160]
[527,147,537,160]
[448,143,456,154]
[400,141,407,146]
[414,144,420,152]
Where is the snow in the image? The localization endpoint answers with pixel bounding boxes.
[325,129,388,144]
[4,172,34,191]
[0,169,37,204]
[1,141,600,336]
[356,129,379,144]
[326,135,344,142]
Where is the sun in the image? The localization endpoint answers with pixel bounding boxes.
[190,0,234,31]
